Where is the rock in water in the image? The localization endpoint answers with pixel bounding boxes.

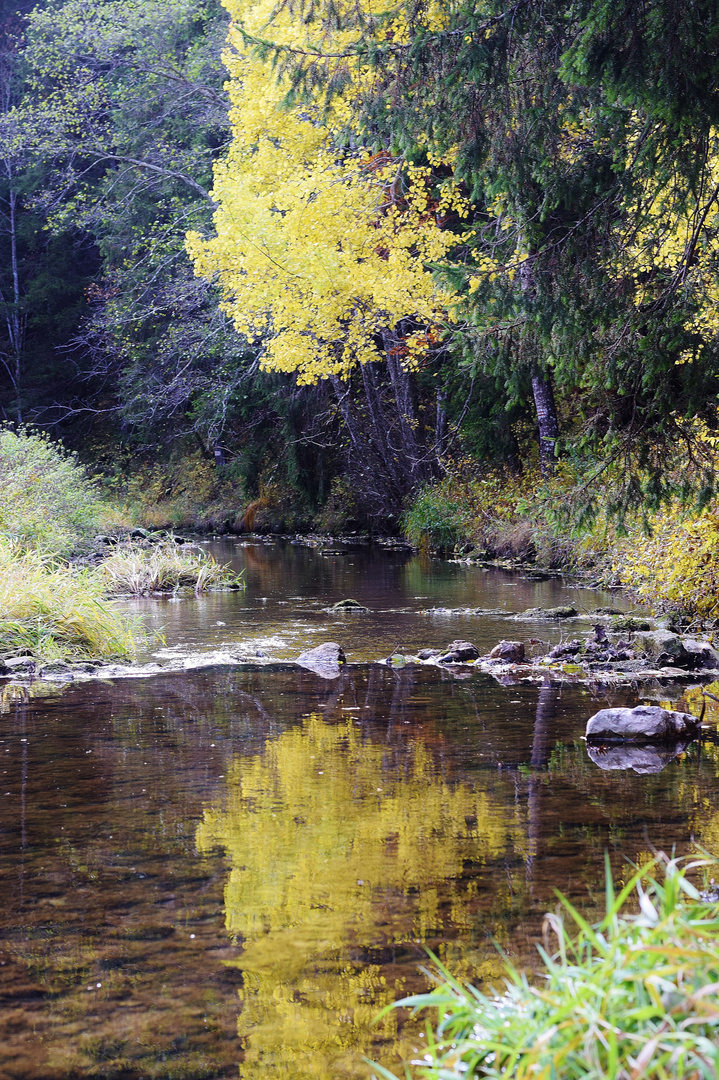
[417,648,441,660]
[330,599,368,611]
[488,640,525,663]
[438,640,479,663]
[632,630,688,665]
[296,641,346,679]
[681,638,719,669]
[585,705,700,742]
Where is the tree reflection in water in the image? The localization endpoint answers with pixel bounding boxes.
[197,705,526,1078]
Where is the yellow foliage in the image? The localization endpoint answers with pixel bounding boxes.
[187,0,468,383]
[619,122,719,352]
[618,509,719,619]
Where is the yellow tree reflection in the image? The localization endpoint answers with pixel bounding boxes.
[197,712,525,1079]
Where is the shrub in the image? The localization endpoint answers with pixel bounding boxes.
[0,427,103,554]
[617,510,719,621]
[0,542,137,660]
[375,853,719,1080]
[403,484,472,552]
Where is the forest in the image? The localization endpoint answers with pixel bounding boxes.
[2,0,719,606]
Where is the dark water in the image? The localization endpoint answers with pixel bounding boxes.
[1,542,717,1080]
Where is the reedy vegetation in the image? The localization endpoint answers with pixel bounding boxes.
[0,540,136,660]
[373,854,719,1080]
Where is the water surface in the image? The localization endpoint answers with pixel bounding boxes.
[0,543,716,1080]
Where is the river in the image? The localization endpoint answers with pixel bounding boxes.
[0,540,717,1080]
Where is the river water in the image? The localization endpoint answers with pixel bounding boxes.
[1,540,717,1080]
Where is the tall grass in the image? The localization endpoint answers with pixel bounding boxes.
[0,542,136,660]
[374,853,719,1080]
[98,542,244,595]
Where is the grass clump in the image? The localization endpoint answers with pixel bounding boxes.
[0,427,105,555]
[0,542,137,661]
[375,853,719,1080]
[98,541,244,596]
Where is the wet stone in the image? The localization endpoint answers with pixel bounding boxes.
[4,656,36,673]
[488,640,525,663]
[585,705,700,742]
[522,605,578,619]
[296,642,347,678]
[330,599,369,612]
[438,640,480,663]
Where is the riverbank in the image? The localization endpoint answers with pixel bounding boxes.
[0,537,243,665]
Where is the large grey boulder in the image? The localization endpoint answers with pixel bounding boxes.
[296,641,346,678]
[681,638,719,669]
[585,704,700,742]
[586,740,693,774]
[633,630,688,665]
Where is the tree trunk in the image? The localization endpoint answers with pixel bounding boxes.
[519,249,560,476]
[531,369,559,477]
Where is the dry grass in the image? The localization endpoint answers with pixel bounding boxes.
[0,542,137,660]
[98,541,244,596]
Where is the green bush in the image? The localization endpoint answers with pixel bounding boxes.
[402,485,471,551]
[0,428,103,554]
[375,854,719,1080]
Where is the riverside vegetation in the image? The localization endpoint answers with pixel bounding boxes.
[0,429,242,662]
[373,855,719,1080]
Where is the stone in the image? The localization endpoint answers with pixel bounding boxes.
[330,599,368,611]
[585,704,700,742]
[296,641,346,679]
[438,640,480,663]
[586,740,693,774]
[681,638,719,669]
[633,630,689,665]
[417,648,441,660]
[488,640,525,663]
[4,656,36,673]
[38,661,72,676]
[522,605,578,619]
[610,616,652,632]
[547,640,582,659]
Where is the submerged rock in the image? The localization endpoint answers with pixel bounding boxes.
[488,640,525,663]
[585,704,700,742]
[438,639,480,663]
[587,739,693,774]
[522,605,578,619]
[330,598,368,612]
[296,641,346,678]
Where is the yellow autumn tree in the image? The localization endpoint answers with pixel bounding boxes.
[186,0,467,384]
